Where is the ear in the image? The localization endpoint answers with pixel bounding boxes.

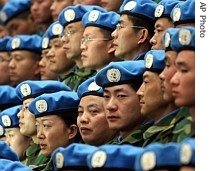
[68,124,78,140]
[137,29,149,44]
[107,40,116,54]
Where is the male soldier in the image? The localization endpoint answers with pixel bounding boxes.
[7,34,42,87]
[0,105,32,163]
[0,0,37,36]
[58,5,103,91]
[170,27,195,141]
[160,28,193,143]
[44,21,76,87]
[28,91,81,170]
[112,0,157,60]
[39,32,58,80]
[137,50,187,146]
[95,60,152,146]
[15,80,72,169]
[150,0,181,50]
[81,9,120,72]
[77,76,118,146]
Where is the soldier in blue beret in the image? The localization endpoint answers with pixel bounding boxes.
[39,32,58,80]
[150,0,181,50]
[58,5,104,91]
[15,80,71,169]
[77,76,118,146]
[0,0,37,36]
[135,50,183,146]
[95,60,153,146]
[44,21,76,88]
[30,0,53,36]
[50,0,74,22]
[28,91,81,170]
[0,105,32,163]
[0,141,19,161]
[170,0,195,28]
[0,85,22,111]
[87,144,144,170]
[6,34,42,86]
[52,143,98,170]
[112,0,158,60]
[170,27,195,121]
[160,28,193,143]
[81,9,120,71]
[0,159,32,171]
[0,36,13,85]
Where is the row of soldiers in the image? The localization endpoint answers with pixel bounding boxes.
[0,0,195,170]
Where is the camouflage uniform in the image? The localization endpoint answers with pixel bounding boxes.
[171,107,195,143]
[109,120,154,146]
[24,143,50,169]
[62,68,96,92]
[142,107,191,147]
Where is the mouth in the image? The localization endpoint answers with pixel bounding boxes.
[107,115,119,122]
[40,143,47,150]
[80,127,91,134]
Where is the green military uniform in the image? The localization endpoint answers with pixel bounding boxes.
[62,67,96,92]
[24,143,50,169]
[142,107,191,147]
[171,107,195,143]
[109,120,154,146]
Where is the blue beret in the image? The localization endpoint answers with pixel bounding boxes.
[0,0,31,24]
[58,4,106,27]
[77,76,103,99]
[95,60,145,88]
[82,10,120,32]
[16,80,72,101]
[134,142,181,171]
[170,27,195,52]
[162,27,180,51]
[0,85,22,110]
[0,36,11,51]
[28,91,79,118]
[0,141,19,161]
[52,143,98,170]
[44,21,63,41]
[144,50,165,73]
[119,0,157,23]
[154,0,181,18]
[180,138,195,167]
[170,0,195,26]
[87,144,144,170]
[6,34,42,53]
[0,159,32,171]
[0,105,22,128]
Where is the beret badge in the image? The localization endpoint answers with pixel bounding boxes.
[91,151,107,168]
[106,69,121,82]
